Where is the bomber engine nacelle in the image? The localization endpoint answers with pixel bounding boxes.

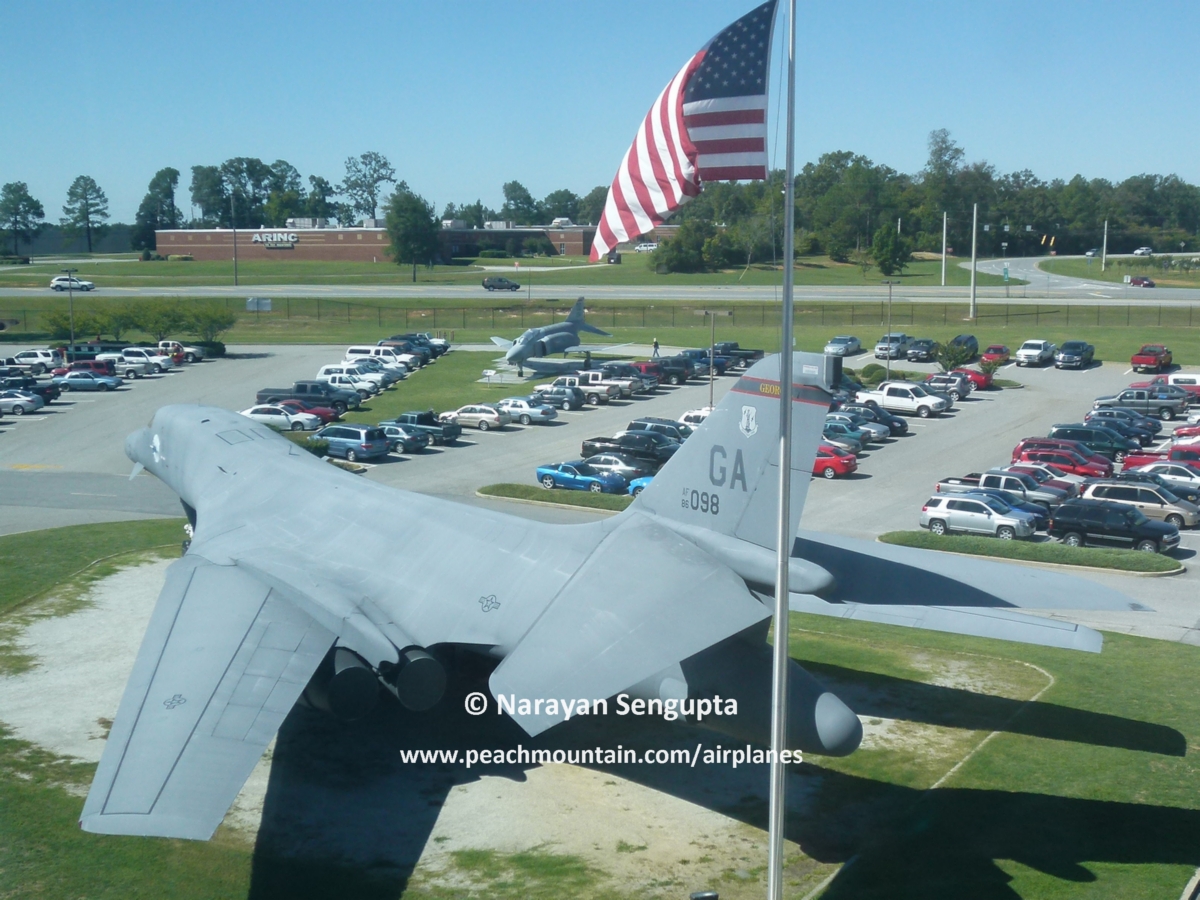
[380,647,447,711]
[302,648,380,721]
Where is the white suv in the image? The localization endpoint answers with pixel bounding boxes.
[50,275,95,291]
[1132,246,1154,257]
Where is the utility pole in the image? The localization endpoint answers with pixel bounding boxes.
[230,192,239,287]
[968,202,978,320]
[897,216,901,234]
[941,211,947,287]
[882,280,898,380]
[693,310,731,409]
[62,267,78,357]
[1101,219,1108,272]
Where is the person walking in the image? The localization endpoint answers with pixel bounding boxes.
[652,338,660,358]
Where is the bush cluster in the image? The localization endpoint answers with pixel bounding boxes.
[42,299,237,343]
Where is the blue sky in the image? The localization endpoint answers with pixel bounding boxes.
[4,0,1198,222]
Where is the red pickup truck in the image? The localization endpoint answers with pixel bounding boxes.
[1121,446,1200,471]
[1131,344,1173,373]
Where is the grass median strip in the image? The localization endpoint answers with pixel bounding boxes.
[878,530,1181,573]
[478,482,632,511]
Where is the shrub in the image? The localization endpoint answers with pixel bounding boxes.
[861,363,886,379]
[0,255,30,265]
[478,249,508,258]
[194,340,226,358]
[285,432,329,457]
[166,254,193,261]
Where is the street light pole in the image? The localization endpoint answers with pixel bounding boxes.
[941,211,947,287]
[1101,219,1108,272]
[230,192,239,287]
[968,202,978,320]
[62,267,78,358]
[693,309,731,409]
[882,280,897,380]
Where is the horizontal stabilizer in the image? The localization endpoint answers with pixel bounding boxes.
[794,530,1150,613]
[490,336,514,349]
[788,593,1104,653]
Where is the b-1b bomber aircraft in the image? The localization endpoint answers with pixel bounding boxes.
[80,352,1142,840]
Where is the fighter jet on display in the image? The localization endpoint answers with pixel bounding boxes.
[80,352,1143,841]
[490,296,616,376]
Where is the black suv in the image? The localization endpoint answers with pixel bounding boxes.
[906,338,939,362]
[1048,499,1179,553]
[1048,424,1139,463]
[534,385,586,411]
[949,334,979,359]
[482,276,520,291]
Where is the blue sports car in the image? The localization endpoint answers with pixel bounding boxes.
[536,462,628,494]
[627,475,653,497]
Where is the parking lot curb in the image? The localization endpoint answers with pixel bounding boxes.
[474,490,621,516]
[874,537,1186,578]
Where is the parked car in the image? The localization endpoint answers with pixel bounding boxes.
[0,390,46,415]
[1084,406,1163,435]
[981,344,1011,365]
[1130,276,1155,288]
[1079,482,1200,528]
[257,380,360,414]
[533,385,586,411]
[1014,448,1111,478]
[482,276,520,291]
[377,423,431,454]
[1118,466,1200,506]
[1048,499,1178,553]
[495,396,558,425]
[826,410,888,441]
[1130,344,1172,373]
[1005,463,1084,493]
[1,375,60,404]
[952,367,993,391]
[386,410,462,445]
[948,334,979,359]
[1047,424,1139,463]
[628,475,653,496]
[1054,341,1095,369]
[50,275,95,291]
[441,404,510,431]
[97,347,175,374]
[856,381,949,418]
[50,370,123,392]
[1078,415,1154,447]
[679,407,713,428]
[1132,247,1154,256]
[838,402,907,435]
[583,453,655,481]
[874,333,912,359]
[821,423,864,454]
[906,338,940,362]
[581,432,679,465]
[313,424,390,462]
[239,405,320,431]
[920,493,1036,540]
[1015,339,1056,367]
[52,359,116,378]
[536,461,627,493]
[1129,373,1200,402]
[1012,437,1113,471]
[11,349,63,374]
[1093,387,1187,421]
[813,443,857,479]
[936,470,1067,511]
[923,372,972,402]
[628,417,692,441]
[823,335,861,357]
[277,398,340,424]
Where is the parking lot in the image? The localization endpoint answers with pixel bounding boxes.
[1,340,1198,641]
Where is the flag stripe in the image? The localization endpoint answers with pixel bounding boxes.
[683,109,767,128]
[692,138,765,155]
[697,165,768,181]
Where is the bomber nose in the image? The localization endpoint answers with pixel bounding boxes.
[125,427,151,465]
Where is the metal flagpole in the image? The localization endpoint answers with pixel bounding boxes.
[968,202,978,319]
[766,0,796,897]
[941,211,948,286]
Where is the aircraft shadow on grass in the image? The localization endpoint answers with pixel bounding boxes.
[247,661,1194,900]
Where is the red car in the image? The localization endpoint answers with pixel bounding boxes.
[1122,446,1200,470]
[1129,373,1200,401]
[1005,464,1080,496]
[813,442,857,479]
[1172,425,1200,440]
[50,359,116,378]
[1011,437,1112,471]
[1130,276,1155,287]
[953,367,993,390]
[1131,344,1172,373]
[981,344,1010,364]
[278,398,340,424]
[1015,448,1110,478]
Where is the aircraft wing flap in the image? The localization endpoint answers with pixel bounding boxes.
[489,514,770,736]
[81,555,334,840]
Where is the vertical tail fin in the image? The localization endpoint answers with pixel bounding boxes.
[567,296,611,336]
[631,352,837,553]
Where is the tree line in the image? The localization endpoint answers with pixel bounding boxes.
[42,299,237,345]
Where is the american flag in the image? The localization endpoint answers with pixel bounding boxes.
[589,1,777,262]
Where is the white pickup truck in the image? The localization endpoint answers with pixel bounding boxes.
[536,374,620,406]
[158,340,206,363]
[855,380,949,419]
[96,347,176,375]
[578,368,636,398]
[316,369,378,398]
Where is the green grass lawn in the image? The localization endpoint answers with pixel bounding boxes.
[878,530,1181,573]
[0,255,1012,289]
[1043,257,1200,288]
[1,522,1199,898]
[477,482,632,511]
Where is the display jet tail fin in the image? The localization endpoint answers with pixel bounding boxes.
[631,352,839,592]
[565,296,611,337]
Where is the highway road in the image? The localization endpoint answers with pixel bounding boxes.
[2,256,1198,303]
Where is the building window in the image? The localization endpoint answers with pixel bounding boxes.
[357,234,362,240]
[559,243,566,255]
[339,234,344,240]
[377,234,384,241]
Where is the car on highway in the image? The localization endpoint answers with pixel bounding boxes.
[377,423,431,454]
[813,443,857,479]
[1129,276,1155,288]
[313,424,390,462]
[50,275,95,291]
[1133,246,1154,256]
[0,390,45,415]
[920,493,1036,540]
[583,453,655,481]
[1130,344,1172,373]
[440,404,510,431]
[1048,499,1178,553]
[51,370,123,392]
[906,338,939,362]
[874,333,912,359]
[482,276,520,291]
[1054,341,1095,369]
[532,385,586,411]
[1084,248,1100,257]
[536,461,627,493]
[239,405,321,431]
[823,335,861,357]
[277,398,340,424]
[495,396,558,425]
[1015,339,1056,367]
